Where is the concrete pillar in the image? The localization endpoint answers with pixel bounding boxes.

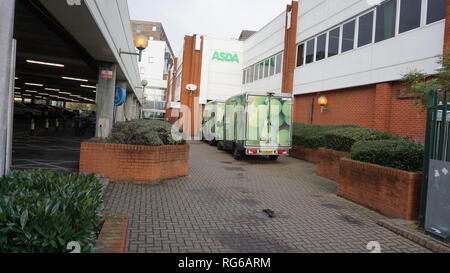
[95,63,117,138]
[124,93,135,121]
[0,0,15,177]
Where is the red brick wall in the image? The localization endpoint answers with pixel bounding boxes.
[338,158,422,220]
[444,0,450,54]
[293,82,426,143]
[294,85,376,128]
[316,148,349,181]
[79,142,189,183]
[290,146,320,164]
[282,1,298,94]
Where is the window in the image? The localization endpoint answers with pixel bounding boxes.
[242,70,246,84]
[328,27,340,57]
[305,39,315,64]
[264,59,270,78]
[269,57,275,76]
[149,57,154,63]
[358,11,374,47]
[152,26,157,31]
[140,67,145,74]
[136,24,142,33]
[149,36,154,40]
[427,0,446,24]
[399,0,422,33]
[249,65,254,82]
[342,20,355,53]
[316,33,327,61]
[259,62,264,79]
[375,0,397,42]
[275,53,282,74]
[296,44,304,67]
[254,63,260,81]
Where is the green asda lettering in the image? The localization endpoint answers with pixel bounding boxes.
[212,51,240,63]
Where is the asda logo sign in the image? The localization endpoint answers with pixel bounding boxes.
[212,51,240,63]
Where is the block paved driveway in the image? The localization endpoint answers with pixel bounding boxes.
[103,142,429,253]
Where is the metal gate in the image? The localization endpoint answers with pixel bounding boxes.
[420,89,450,242]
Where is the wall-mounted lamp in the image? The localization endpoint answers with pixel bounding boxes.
[119,35,149,62]
[318,96,329,113]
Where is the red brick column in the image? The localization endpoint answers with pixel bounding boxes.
[281,1,299,94]
[444,0,450,54]
[374,82,392,132]
[180,35,204,138]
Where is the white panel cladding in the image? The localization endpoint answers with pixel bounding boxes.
[243,12,286,67]
[242,11,286,94]
[297,0,369,43]
[294,0,446,95]
[294,21,445,95]
[139,40,167,89]
[199,36,244,104]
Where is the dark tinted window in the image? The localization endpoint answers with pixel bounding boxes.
[316,33,327,61]
[264,59,269,78]
[242,70,246,84]
[269,57,275,76]
[358,11,374,47]
[427,0,446,24]
[296,44,304,67]
[375,0,397,42]
[342,20,355,53]
[328,27,340,57]
[258,62,264,79]
[399,0,421,33]
[254,63,259,80]
[305,39,315,64]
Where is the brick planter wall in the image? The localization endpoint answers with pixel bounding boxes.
[96,213,128,253]
[290,146,319,163]
[338,158,422,220]
[316,148,349,181]
[79,141,189,183]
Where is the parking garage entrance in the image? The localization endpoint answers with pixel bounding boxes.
[9,1,99,173]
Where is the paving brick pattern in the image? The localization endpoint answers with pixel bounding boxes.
[103,143,429,253]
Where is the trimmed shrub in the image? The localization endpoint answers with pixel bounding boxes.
[108,120,185,146]
[324,127,394,152]
[351,140,424,172]
[292,123,357,149]
[0,170,103,253]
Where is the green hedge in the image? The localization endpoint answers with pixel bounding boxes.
[324,127,395,152]
[351,140,424,172]
[108,120,185,146]
[292,123,357,149]
[0,170,103,253]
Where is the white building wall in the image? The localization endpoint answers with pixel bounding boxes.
[294,0,445,95]
[139,40,167,90]
[242,12,286,94]
[199,36,244,104]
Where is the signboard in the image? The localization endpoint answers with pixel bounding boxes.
[212,51,240,63]
[114,87,126,106]
[100,70,113,79]
[425,160,450,242]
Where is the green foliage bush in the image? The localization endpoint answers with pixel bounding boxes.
[108,120,185,146]
[0,170,103,253]
[292,123,357,149]
[324,127,395,152]
[351,140,424,172]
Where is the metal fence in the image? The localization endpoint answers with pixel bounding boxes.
[419,89,450,226]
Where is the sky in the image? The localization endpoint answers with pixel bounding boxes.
[127,0,292,55]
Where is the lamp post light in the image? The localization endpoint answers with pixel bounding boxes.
[318,96,329,113]
[119,35,149,62]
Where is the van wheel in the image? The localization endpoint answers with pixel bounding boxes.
[233,147,244,160]
[209,139,216,146]
[268,155,279,161]
[217,141,224,150]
